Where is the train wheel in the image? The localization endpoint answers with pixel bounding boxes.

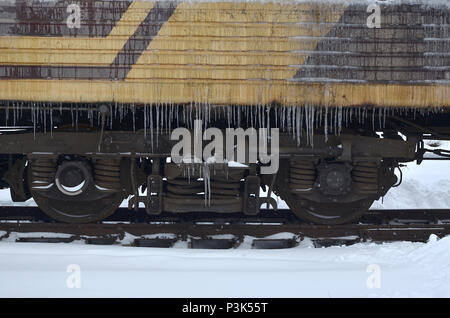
[28,157,124,223]
[274,159,375,225]
[280,194,374,225]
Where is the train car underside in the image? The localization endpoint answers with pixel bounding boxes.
[0,105,448,225]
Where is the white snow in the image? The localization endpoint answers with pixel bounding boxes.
[372,160,450,209]
[1,235,450,297]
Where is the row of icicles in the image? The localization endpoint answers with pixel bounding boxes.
[1,101,444,207]
[0,101,444,147]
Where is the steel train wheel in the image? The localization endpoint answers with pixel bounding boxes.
[274,159,375,225]
[30,190,124,223]
[28,158,124,223]
[280,193,374,225]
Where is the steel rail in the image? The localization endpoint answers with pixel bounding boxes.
[0,206,449,224]
[0,207,449,247]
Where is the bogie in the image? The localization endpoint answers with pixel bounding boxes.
[0,105,444,225]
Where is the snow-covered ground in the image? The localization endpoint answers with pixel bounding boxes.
[372,160,450,209]
[0,159,449,297]
[1,235,450,297]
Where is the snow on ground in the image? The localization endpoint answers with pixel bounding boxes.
[0,160,448,297]
[1,235,450,297]
[372,160,450,209]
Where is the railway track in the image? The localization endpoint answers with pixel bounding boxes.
[1,207,450,249]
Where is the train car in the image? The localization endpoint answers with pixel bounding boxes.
[0,0,448,224]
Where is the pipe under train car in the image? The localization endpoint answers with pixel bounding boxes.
[0,0,448,224]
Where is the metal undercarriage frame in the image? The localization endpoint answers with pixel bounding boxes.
[0,129,418,217]
[0,130,417,159]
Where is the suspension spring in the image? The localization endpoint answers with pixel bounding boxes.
[352,161,379,195]
[289,160,316,193]
[29,158,57,189]
[166,177,241,200]
[93,159,121,191]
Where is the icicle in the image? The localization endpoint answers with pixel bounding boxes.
[237,105,241,128]
[330,107,334,135]
[156,104,160,148]
[295,106,300,146]
[261,104,264,130]
[286,106,291,135]
[274,107,278,128]
[13,102,17,126]
[372,107,375,131]
[324,105,328,142]
[4,104,9,126]
[32,103,36,139]
[378,107,382,129]
[306,106,310,145]
[144,104,147,138]
[150,105,154,151]
[334,105,338,135]
[311,105,315,146]
[319,105,323,128]
[349,107,353,126]
[43,107,47,134]
[50,108,53,137]
[189,102,193,129]
[164,103,168,133]
[169,103,173,132]
[132,104,136,132]
[75,105,79,130]
[203,163,211,207]
[337,106,342,135]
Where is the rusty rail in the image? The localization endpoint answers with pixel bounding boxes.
[0,207,449,247]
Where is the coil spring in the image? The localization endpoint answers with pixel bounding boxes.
[352,161,379,195]
[29,158,57,188]
[94,159,121,191]
[289,160,316,193]
[166,177,241,200]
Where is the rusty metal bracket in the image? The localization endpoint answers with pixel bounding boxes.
[260,196,278,211]
[2,157,30,202]
[128,159,164,215]
[338,139,352,161]
[243,176,260,215]
[145,175,163,215]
